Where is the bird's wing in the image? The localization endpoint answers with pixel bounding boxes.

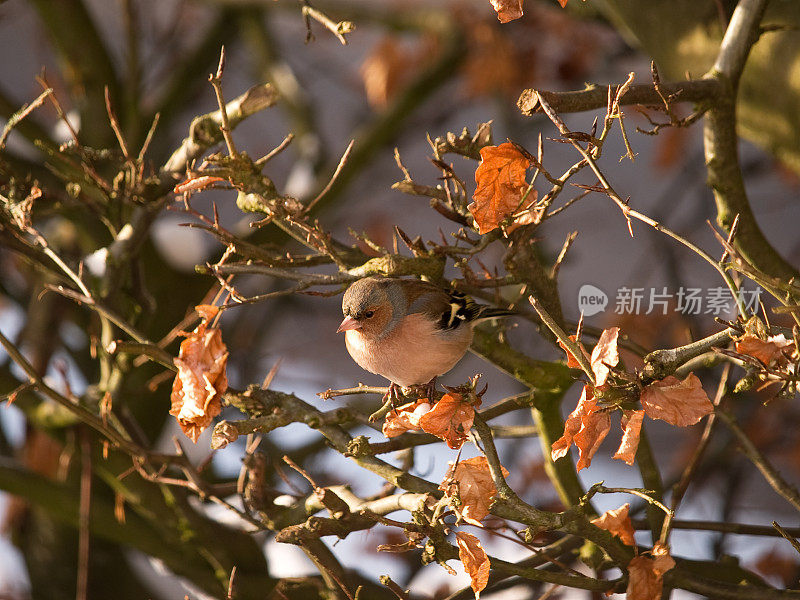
[403,280,510,331]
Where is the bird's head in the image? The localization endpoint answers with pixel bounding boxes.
[338,277,401,338]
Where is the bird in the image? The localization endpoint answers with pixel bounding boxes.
[337,276,514,401]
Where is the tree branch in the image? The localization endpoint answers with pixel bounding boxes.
[518,80,721,115]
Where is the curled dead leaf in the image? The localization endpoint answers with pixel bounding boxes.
[442,456,508,525]
[590,326,619,387]
[382,399,431,438]
[551,386,610,471]
[627,544,676,600]
[455,531,491,598]
[591,503,635,546]
[735,334,793,366]
[640,373,712,427]
[557,326,619,385]
[468,142,532,234]
[418,393,475,449]
[170,305,228,443]
[360,37,408,109]
[489,0,524,23]
[557,334,589,369]
[613,409,644,466]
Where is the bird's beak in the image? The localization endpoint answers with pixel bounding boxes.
[337,315,361,333]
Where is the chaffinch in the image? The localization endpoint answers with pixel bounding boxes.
[337,277,513,397]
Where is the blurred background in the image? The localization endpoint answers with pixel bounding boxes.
[0,0,799,598]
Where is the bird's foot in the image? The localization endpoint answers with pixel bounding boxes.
[382,382,402,405]
[423,377,438,401]
[370,383,403,422]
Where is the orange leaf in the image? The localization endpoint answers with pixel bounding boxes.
[468,142,532,234]
[613,409,644,465]
[640,373,712,427]
[174,175,225,194]
[591,503,635,546]
[573,403,610,471]
[557,334,589,369]
[489,0,524,23]
[557,0,569,7]
[550,386,590,461]
[455,532,491,598]
[443,456,509,525]
[170,305,228,443]
[551,386,610,471]
[627,545,676,600]
[735,334,793,366]
[360,37,408,109]
[418,393,475,449]
[382,399,431,438]
[652,543,676,572]
[590,326,619,386]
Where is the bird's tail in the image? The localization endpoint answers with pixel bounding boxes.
[442,291,515,329]
[471,305,516,322]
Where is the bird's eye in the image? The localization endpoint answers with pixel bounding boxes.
[364,310,374,318]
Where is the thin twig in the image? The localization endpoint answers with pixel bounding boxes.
[304,139,355,213]
[256,133,295,167]
[76,430,92,600]
[717,409,800,512]
[208,46,238,157]
[104,86,131,161]
[0,327,141,455]
[535,91,748,318]
[0,87,52,150]
[660,363,730,545]
[300,2,355,45]
[773,522,800,556]
[529,295,595,384]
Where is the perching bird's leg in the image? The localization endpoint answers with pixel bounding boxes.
[369,383,401,422]
[384,382,402,404]
[423,377,438,401]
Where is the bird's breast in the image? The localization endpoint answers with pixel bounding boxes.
[344,313,472,387]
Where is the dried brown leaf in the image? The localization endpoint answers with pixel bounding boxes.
[419,393,475,449]
[627,556,662,600]
[489,0,524,23]
[640,373,713,427]
[360,37,419,109]
[626,545,675,600]
[573,404,610,471]
[382,399,431,438]
[455,531,491,598]
[590,326,619,386]
[557,334,589,369]
[468,142,531,234]
[170,305,228,443]
[551,386,610,471]
[735,334,793,366]
[443,456,508,525]
[613,409,644,465]
[591,503,635,546]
